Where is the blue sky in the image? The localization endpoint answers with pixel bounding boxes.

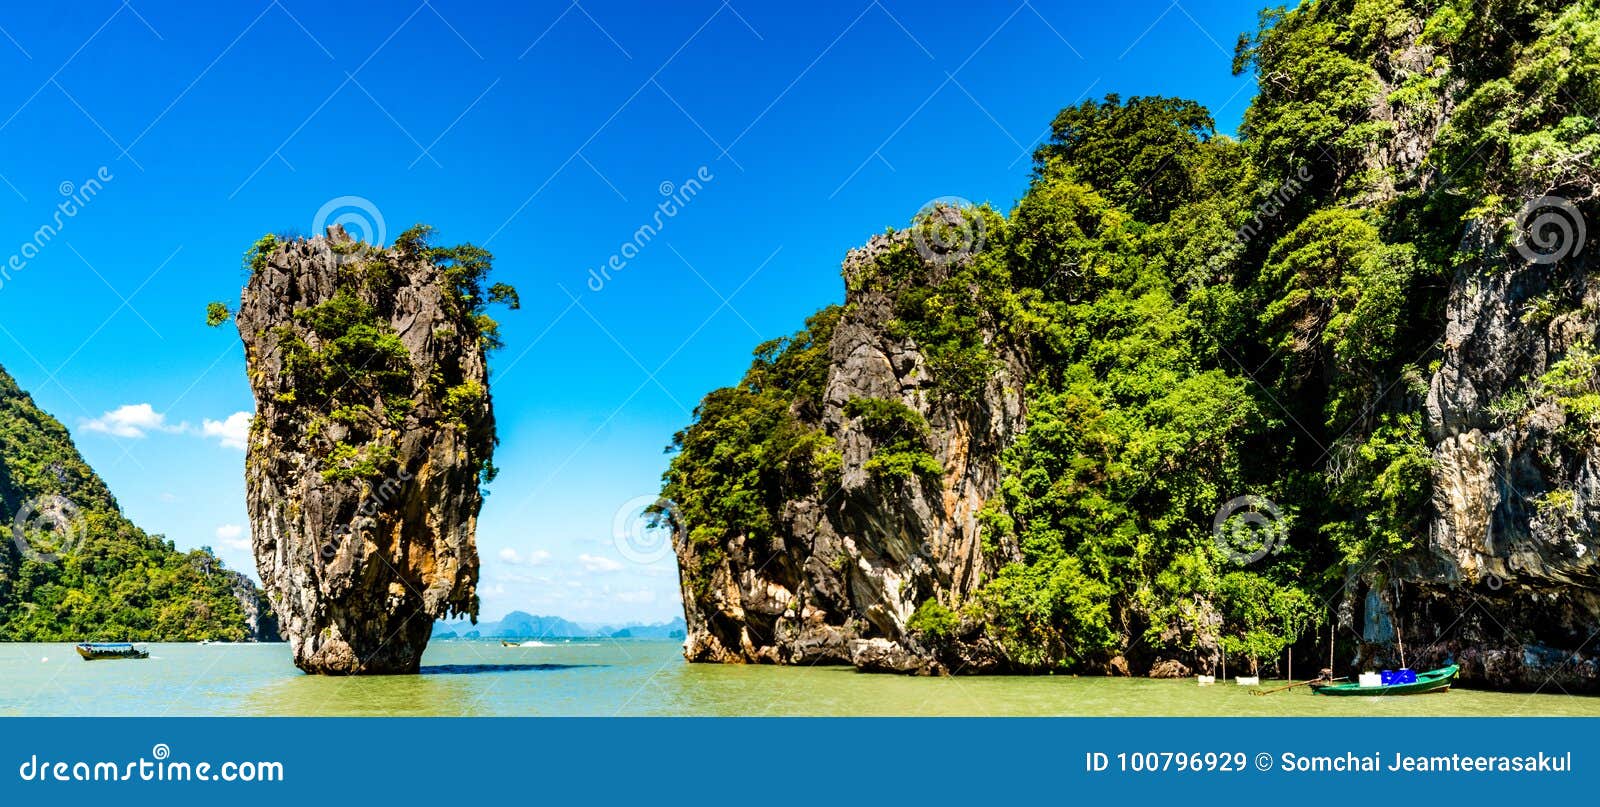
[0,0,1261,624]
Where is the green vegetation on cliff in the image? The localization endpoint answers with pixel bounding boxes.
[664,0,1600,672]
[0,364,266,641]
[213,224,517,487]
[664,307,842,594]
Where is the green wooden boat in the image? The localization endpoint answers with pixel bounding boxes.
[1310,664,1458,696]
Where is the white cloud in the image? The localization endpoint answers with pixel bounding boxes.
[614,589,656,604]
[496,547,550,566]
[202,412,252,450]
[81,403,184,438]
[80,404,253,451]
[578,553,623,573]
[214,524,249,551]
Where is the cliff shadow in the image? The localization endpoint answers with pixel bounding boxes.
[419,663,603,675]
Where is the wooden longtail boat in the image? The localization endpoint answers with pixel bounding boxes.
[75,643,149,660]
[1310,664,1458,696]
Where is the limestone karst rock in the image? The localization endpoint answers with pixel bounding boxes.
[233,224,502,674]
[673,216,1032,675]
[1393,220,1600,689]
[666,3,1600,690]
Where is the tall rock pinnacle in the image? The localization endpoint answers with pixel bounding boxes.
[230,224,510,674]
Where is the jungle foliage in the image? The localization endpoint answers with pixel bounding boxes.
[0,365,258,641]
[217,224,516,486]
[666,0,1597,672]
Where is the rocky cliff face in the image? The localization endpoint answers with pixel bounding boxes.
[678,219,1026,674]
[681,208,1600,687]
[1367,217,1600,690]
[224,567,282,642]
[671,2,1600,689]
[235,225,497,674]
[1307,4,1600,692]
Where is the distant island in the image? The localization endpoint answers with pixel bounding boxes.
[431,610,686,640]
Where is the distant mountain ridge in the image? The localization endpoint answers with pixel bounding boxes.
[431,610,685,639]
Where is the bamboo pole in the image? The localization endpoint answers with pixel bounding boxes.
[1327,613,1334,676]
[1393,580,1408,669]
[1252,677,1346,696]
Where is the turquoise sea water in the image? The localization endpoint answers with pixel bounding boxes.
[4,639,1598,717]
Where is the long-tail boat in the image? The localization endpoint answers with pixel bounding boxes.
[1310,664,1458,696]
[74,643,150,660]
